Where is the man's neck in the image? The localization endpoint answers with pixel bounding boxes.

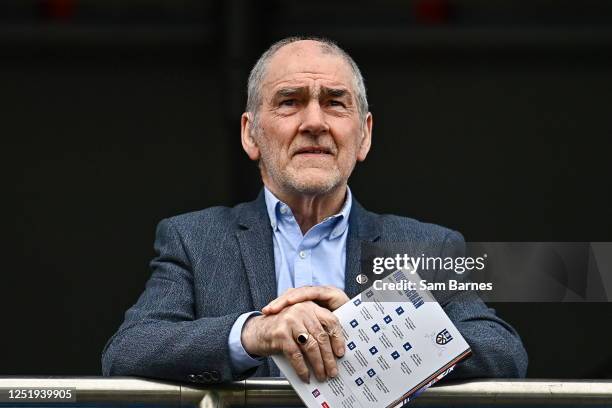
[265,183,348,235]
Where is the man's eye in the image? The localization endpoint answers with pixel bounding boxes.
[329,100,346,107]
[280,99,296,107]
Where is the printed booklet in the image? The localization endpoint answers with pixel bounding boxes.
[272,268,472,408]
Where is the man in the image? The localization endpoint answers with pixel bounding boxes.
[102,37,528,385]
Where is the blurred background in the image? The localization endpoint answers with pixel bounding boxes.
[1,0,611,378]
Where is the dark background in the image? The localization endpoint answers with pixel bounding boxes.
[2,0,611,379]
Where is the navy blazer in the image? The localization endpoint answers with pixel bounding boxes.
[102,191,528,384]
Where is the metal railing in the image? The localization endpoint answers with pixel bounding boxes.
[0,377,611,407]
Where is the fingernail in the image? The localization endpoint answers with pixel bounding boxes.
[337,347,345,357]
[331,368,338,377]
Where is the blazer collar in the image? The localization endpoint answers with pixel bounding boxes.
[237,189,269,231]
[237,188,378,234]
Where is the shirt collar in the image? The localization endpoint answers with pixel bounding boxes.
[264,186,352,238]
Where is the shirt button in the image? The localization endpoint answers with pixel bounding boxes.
[299,250,307,259]
[271,221,276,229]
[280,205,288,214]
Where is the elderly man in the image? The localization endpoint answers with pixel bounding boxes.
[102,37,527,385]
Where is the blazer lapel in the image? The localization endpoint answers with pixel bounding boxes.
[345,199,381,298]
[236,191,279,376]
[236,191,278,311]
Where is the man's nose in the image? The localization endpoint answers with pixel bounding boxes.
[298,101,329,136]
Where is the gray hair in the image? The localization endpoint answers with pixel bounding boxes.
[246,36,369,129]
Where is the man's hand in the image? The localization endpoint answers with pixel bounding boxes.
[241,301,345,383]
[262,286,350,315]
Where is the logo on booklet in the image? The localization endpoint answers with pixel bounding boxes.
[321,402,330,408]
[312,389,320,398]
[436,328,453,345]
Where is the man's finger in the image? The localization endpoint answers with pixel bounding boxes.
[315,307,345,358]
[263,286,318,314]
[304,316,338,379]
[282,341,310,384]
[263,286,348,314]
[294,319,327,383]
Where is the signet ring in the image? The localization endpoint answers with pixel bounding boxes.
[296,332,310,345]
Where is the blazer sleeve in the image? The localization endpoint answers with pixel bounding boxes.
[439,231,529,379]
[101,218,257,383]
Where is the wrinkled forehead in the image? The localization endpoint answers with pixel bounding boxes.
[262,42,355,95]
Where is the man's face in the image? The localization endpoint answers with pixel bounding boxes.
[242,40,372,197]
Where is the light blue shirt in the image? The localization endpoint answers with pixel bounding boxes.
[228,186,352,374]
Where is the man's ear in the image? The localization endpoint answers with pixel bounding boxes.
[356,112,373,162]
[241,112,261,161]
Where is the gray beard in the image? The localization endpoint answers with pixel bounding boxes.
[259,156,342,196]
[252,124,344,196]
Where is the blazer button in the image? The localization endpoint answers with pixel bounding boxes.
[202,372,212,382]
[196,374,206,383]
[188,374,197,382]
[211,371,220,382]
